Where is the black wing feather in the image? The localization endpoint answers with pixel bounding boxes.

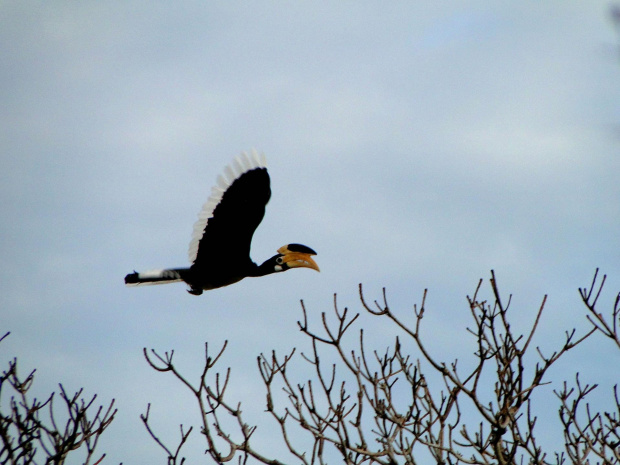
[192,167,271,272]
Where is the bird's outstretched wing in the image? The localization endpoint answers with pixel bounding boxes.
[189,151,271,271]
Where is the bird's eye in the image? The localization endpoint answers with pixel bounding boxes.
[276,257,284,264]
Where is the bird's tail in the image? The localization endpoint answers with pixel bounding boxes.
[124,269,185,286]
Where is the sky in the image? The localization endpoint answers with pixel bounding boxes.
[1,2,619,464]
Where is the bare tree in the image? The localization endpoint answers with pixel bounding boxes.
[142,270,620,464]
[553,270,620,464]
[0,332,117,465]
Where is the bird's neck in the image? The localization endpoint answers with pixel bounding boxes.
[247,256,277,277]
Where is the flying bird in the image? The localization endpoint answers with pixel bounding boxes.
[124,151,319,295]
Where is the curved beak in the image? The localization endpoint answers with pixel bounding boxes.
[282,252,320,271]
[278,248,320,272]
[277,244,320,272]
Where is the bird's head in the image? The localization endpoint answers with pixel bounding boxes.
[271,243,320,273]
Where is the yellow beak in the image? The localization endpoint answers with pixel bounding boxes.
[280,251,320,272]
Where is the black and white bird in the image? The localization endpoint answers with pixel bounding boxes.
[124,151,319,295]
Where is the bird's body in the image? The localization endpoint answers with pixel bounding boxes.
[125,151,319,295]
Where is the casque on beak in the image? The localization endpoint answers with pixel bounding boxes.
[277,244,320,272]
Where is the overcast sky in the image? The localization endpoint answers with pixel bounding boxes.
[1,2,619,464]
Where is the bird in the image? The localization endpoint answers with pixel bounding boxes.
[124,151,319,295]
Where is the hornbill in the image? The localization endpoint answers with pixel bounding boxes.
[124,151,319,295]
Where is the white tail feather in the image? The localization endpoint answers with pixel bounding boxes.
[125,269,183,286]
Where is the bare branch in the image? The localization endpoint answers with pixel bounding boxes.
[0,336,116,465]
[141,270,618,465]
